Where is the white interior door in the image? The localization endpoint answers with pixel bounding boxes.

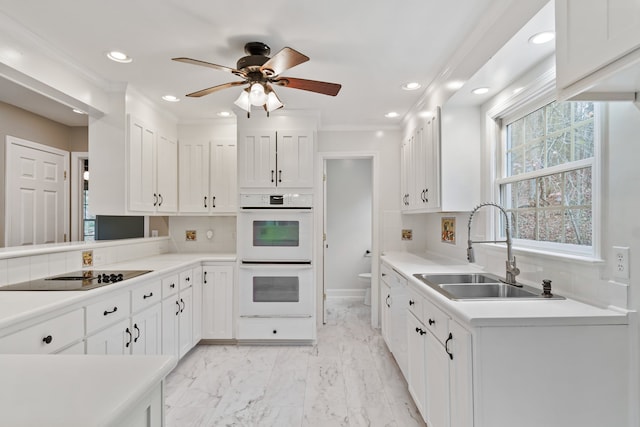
[5,136,69,246]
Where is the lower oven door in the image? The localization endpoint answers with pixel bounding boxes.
[239,264,314,317]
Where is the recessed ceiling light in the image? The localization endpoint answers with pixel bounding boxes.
[107,50,132,63]
[402,82,421,91]
[217,111,232,117]
[471,87,490,95]
[446,80,465,90]
[162,95,180,102]
[528,31,555,45]
[72,108,86,115]
[385,111,399,118]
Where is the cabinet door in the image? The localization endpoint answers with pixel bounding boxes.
[86,319,132,355]
[156,134,177,213]
[400,135,414,210]
[202,265,234,339]
[425,330,451,427]
[425,109,441,210]
[178,286,193,358]
[412,125,426,210]
[407,312,427,420]
[276,130,314,188]
[238,130,277,188]
[128,115,157,212]
[556,0,640,89]
[381,281,391,348]
[131,303,162,356]
[161,297,180,357]
[191,266,203,345]
[178,139,210,213]
[210,139,237,213]
[449,321,473,427]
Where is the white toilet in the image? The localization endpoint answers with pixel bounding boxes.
[358,272,372,305]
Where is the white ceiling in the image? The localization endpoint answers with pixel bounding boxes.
[0,0,554,129]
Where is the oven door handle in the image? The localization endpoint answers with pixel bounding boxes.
[240,262,313,269]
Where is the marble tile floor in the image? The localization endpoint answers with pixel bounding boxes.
[165,299,426,427]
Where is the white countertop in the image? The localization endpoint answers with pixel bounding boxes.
[0,354,176,427]
[381,251,629,327]
[0,253,236,333]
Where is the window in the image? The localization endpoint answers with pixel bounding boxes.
[497,101,597,255]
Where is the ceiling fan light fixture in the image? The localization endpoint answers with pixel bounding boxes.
[249,83,268,106]
[265,90,284,112]
[234,89,251,112]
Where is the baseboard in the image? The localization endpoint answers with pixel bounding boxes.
[326,288,367,299]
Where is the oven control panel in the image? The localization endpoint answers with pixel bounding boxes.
[240,193,313,208]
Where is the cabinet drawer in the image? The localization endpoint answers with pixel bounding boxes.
[162,274,179,298]
[86,291,130,334]
[423,298,449,344]
[179,269,193,291]
[407,287,424,322]
[131,280,162,313]
[0,309,84,354]
[237,317,315,340]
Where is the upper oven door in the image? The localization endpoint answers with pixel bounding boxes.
[238,209,313,262]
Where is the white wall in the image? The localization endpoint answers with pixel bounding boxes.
[167,216,236,253]
[325,159,372,293]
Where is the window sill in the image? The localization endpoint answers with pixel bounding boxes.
[481,243,605,265]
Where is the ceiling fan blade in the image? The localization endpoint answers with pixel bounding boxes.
[186,81,247,98]
[273,77,342,96]
[260,47,309,76]
[172,57,245,77]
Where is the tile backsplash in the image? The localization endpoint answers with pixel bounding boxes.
[168,216,236,253]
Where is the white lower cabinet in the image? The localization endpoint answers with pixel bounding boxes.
[177,287,193,358]
[131,303,162,355]
[202,265,234,339]
[236,317,314,340]
[425,329,451,427]
[191,266,203,345]
[162,279,193,359]
[381,262,409,377]
[381,280,391,347]
[86,318,132,355]
[407,311,427,417]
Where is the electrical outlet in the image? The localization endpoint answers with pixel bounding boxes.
[613,246,630,280]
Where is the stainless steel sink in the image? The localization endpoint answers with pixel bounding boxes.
[413,273,564,301]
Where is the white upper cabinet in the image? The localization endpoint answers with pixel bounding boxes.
[401,106,479,213]
[179,137,237,214]
[238,129,314,189]
[556,0,640,99]
[128,114,178,214]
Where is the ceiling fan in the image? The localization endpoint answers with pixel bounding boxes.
[172,41,342,117]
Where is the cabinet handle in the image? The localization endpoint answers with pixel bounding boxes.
[42,335,53,344]
[103,307,118,316]
[204,196,207,208]
[180,298,185,313]
[425,188,429,203]
[153,193,158,207]
[272,329,277,334]
[212,196,216,208]
[170,283,175,289]
[428,318,435,326]
[386,294,391,308]
[445,332,454,360]
[185,276,190,282]
[271,170,275,183]
[409,300,415,306]
[204,271,207,284]
[143,292,153,299]
[175,301,180,316]
[133,323,140,343]
[278,170,282,183]
[419,329,426,336]
[158,193,163,206]
[125,327,132,348]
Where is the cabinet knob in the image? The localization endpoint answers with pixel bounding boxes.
[428,318,435,326]
[186,276,190,282]
[409,300,415,306]
[272,329,278,334]
[42,335,53,344]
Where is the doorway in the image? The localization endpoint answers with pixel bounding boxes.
[318,153,380,327]
[5,136,69,246]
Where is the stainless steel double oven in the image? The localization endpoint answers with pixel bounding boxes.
[238,194,314,319]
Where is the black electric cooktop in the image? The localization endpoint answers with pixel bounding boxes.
[0,270,152,291]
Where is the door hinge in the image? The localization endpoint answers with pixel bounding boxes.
[323,293,327,301]
[64,171,67,180]
[323,233,326,242]
[63,233,67,242]
[323,174,326,182]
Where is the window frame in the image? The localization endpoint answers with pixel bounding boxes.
[491,94,604,260]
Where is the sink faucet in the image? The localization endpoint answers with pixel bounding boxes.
[466,202,521,286]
